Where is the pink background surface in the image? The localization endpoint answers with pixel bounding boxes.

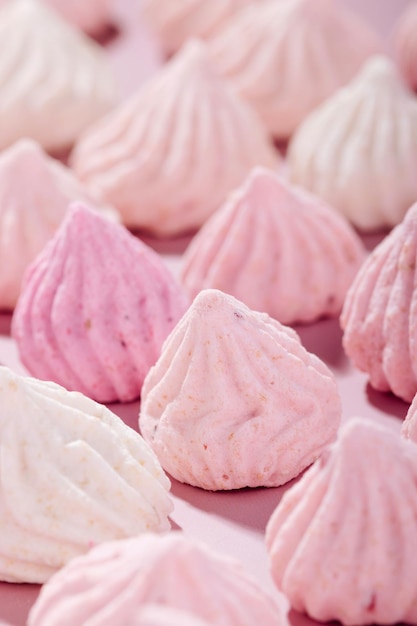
[0,0,414,624]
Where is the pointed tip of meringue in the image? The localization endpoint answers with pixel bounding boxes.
[354,55,405,90]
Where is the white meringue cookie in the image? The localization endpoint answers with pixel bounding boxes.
[0,366,173,583]
[288,55,417,232]
[0,0,117,152]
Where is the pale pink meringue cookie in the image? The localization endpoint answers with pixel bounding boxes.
[142,0,252,55]
[341,202,417,402]
[266,417,417,625]
[71,39,279,237]
[28,532,288,626]
[393,2,417,92]
[0,0,117,153]
[12,204,189,404]
[181,168,366,325]
[209,0,381,139]
[289,55,417,232]
[127,606,211,626]
[139,289,341,490]
[0,366,172,583]
[0,139,115,311]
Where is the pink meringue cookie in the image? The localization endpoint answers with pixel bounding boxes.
[71,39,279,237]
[266,417,417,625]
[393,2,417,92]
[209,0,381,139]
[402,391,417,442]
[28,532,288,626]
[288,55,417,232]
[142,0,252,56]
[181,168,366,325]
[124,606,212,626]
[0,139,114,311]
[12,204,189,403]
[341,202,417,402]
[139,289,341,490]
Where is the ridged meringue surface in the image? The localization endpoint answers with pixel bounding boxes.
[142,0,252,55]
[139,289,341,490]
[12,204,189,403]
[393,2,417,92]
[71,39,279,237]
[0,0,117,152]
[266,418,417,625]
[341,202,417,402]
[0,139,113,311]
[181,168,366,324]
[288,55,417,231]
[0,366,173,584]
[29,533,288,626]
[209,0,381,138]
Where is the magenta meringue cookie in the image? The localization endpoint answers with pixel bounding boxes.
[288,55,417,232]
[0,0,117,153]
[0,139,115,311]
[341,202,417,402]
[266,417,417,625]
[181,168,366,324]
[71,39,279,237]
[142,0,252,55]
[209,0,381,139]
[0,366,172,583]
[28,532,288,626]
[393,2,417,92]
[139,289,341,490]
[12,204,189,403]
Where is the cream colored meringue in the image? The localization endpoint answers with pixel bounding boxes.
[139,289,341,490]
[0,0,117,152]
[209,0,381,139]
[181,168,366,324]
[28,533,288,626]
[288,55,417,231]
[12,204,189,403]
[142,0,252,55]
[393,3,417,92]
[266,417,417,625]
[71,39,279,237]
[341,202,417,402]
[0,366,173,584]
[0,139,114,311]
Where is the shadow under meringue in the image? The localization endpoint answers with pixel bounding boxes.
[0,313,12,336]
[365,383,409,421]
[294,316,347,371]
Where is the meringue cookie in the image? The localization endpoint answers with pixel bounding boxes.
[12,204,189,403]
[0,139,114,311]
[181,168,366,324]
[28,533,288,626]
[71,39,279,237]
[123,606,212,626]
[0,0,117,152]
[139,289,341,490]
[393,2,417,92]
[142,0,252,55]
[402,393,417,442]
[341,202,417,402]
[0,366,172,583]
[288,55,417,232]
[209,0,381,139]
[266,417,417,625]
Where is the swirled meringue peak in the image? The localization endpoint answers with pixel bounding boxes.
[0,0,117,152]
[12,204,189,403]
[393,3,417,92]
[209,0,381,139]
[142,0,252,55]
[288,55,417,232]
[71,39,279,237]
[28,532,288,626]
[0,366,173,584]
[0,139,115,311]
[181,168,366,324]
[139,289,341,490]
[266,417,417,625]
[341,202,417,402]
